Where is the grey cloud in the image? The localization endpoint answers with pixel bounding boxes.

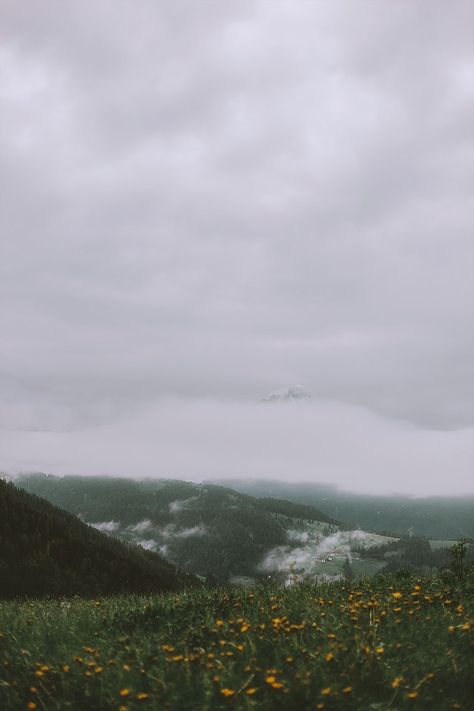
[1,1,473,491]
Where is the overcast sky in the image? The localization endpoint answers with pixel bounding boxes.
[1,1,473,494]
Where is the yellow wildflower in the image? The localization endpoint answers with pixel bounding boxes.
[220,688,235,697]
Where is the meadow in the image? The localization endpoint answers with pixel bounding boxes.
[0,575,472,710]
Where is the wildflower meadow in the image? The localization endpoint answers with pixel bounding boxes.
[0,574,472,710]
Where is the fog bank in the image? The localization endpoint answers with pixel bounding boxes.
[1,397,473,496]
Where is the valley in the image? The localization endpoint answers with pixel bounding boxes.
[213,479,474,541]
[14,474,471,586]
[1,475,473,710]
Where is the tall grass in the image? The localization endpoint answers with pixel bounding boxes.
[0,574,472,709]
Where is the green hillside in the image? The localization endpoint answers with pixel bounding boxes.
[0,480,195,598]
[258,496,339,526]
[16,475,338,581]
[215,479,474,540]
[15,475,471,584]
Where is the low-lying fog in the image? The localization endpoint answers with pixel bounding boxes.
[2,397,473,496]
[88,512,391,584]
[259,529,388,577]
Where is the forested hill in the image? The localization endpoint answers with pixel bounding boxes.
[258,496,339,526]
[16,475,338,526]
[15,475,339,580]
[0,479,195,598]
[212,479,474,540]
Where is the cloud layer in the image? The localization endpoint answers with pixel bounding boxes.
[2,398,473,495]
[1,1,473,492]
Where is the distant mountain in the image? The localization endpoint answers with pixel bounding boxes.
[211,479,474,541]
[261,386,311,403]
[16,475,338,581]
[0,479,195,598]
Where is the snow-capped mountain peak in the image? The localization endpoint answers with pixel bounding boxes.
[261,386,312,403]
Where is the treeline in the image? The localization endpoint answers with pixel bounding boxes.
[257,497,338,525]
[355,536,474,574]
[0,480,196,598]
[217,479,474,540]
[167,507,287,580]
[15,476,302,580]
[16,474,179,525]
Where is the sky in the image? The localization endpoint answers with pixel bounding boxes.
[1,1,473,495]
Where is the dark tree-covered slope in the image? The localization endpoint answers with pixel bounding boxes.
[213,479,474,540]
[15,475,338,580]
[0,479,195,598]
[258,497,339,526]
[14,476,284,579]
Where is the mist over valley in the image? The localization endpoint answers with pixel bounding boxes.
[14,473,474,586]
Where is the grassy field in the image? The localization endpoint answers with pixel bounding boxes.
[0,575,472,710]
[350,558,386,579]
